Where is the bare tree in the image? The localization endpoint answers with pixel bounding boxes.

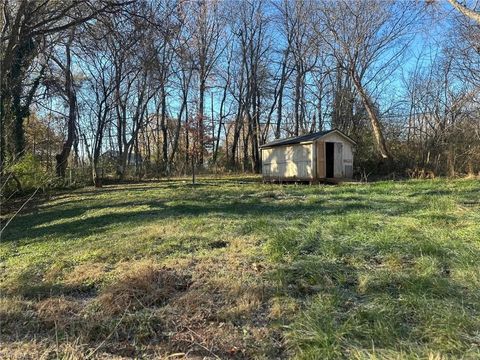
[317,0,421,160]
[233,0,271,172]
[0,0,126,170]
[288,0,317,136]
[50,30,77,178]
[77,22,117,187]
[185,0,225,166]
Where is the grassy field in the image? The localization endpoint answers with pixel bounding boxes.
[1,177,479,359]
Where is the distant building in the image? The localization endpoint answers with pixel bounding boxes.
[260,129,356,182]
[100,150,143,166]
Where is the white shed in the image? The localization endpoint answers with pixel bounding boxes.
[260,129,356,182]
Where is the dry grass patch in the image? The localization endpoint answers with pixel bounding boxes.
[0,296,36,337]
[97,260,191,315]
[159,253,279,358]
[0,340,131,360]
[36,297,82,329]
[169,322,248,358]
[269,297,300,322]
[218,281,267,323]
[63,263,110,288]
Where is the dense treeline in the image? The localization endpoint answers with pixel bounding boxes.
[1,0,479,189]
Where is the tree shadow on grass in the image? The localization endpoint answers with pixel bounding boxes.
[3,194,424,244]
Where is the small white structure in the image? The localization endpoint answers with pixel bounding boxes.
[260,129,356,182]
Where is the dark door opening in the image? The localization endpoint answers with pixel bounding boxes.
[325,142,334,178]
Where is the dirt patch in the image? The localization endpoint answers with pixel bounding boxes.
[209,240,228,249]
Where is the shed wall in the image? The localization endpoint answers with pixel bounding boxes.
[262,143,314,180]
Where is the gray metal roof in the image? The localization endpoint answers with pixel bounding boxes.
[260,129,356,148]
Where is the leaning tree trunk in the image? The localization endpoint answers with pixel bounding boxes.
[275,54,289,139]
[447,0,480,24]
[351,70,391,160]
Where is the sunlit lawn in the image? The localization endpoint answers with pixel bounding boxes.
[1,177,479,359]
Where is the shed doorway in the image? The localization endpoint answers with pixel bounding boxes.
[326,142,334,178]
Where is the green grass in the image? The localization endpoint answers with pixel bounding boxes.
[1,177,479,359]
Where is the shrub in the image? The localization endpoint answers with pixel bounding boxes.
[1,153,50,197]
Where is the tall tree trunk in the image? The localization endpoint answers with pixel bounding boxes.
[248,111,256,172]
[191,157,196,185]
[56,35,76,178]
[198,78,205,165]
[252,94,261,172]
[156,101,162,176]
[229,102,243,169]
[294,70,301,136]
[1,8,36,165]
[92,158,102,188]
[184,101,190,173]
[2,56,42,164]
[92,136,103,188]
[160,88,168,174]
[242,118,249,172]
[169,97,187,168]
